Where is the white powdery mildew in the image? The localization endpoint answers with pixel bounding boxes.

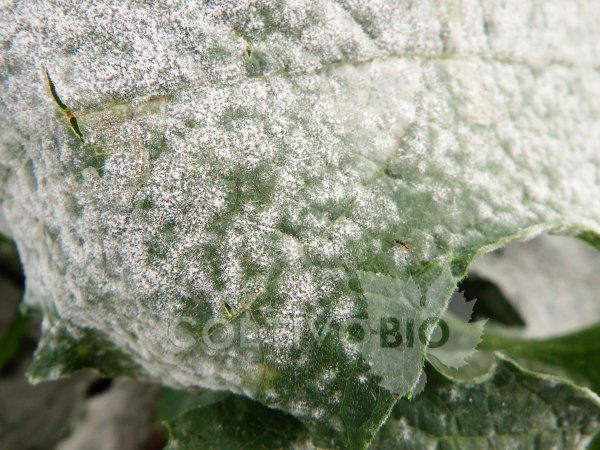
[1,0,600,436]
[262,268,340,361]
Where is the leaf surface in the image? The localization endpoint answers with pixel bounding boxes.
[164,357,600,450]
[165,394,311,450]
[375,357,600,450]
[1,1,600,448]
[481,324,600,395]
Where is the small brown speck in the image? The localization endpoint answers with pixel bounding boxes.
[394,239,410,251]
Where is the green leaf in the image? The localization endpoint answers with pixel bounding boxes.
[165,395,311,450]
[427,307,600,395]
[163,357,600,450]
[156,387,230,421]
[481,324,600,395]
[374,357,600,450]
[28,325,142,381]
[3,2,600,448]
[0,310,29,374]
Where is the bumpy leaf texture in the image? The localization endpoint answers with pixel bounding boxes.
[1,1,600,448]
[376,357,600,450]
[165,357,600,450]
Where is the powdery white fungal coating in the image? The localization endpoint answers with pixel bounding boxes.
[1,0,600,446]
